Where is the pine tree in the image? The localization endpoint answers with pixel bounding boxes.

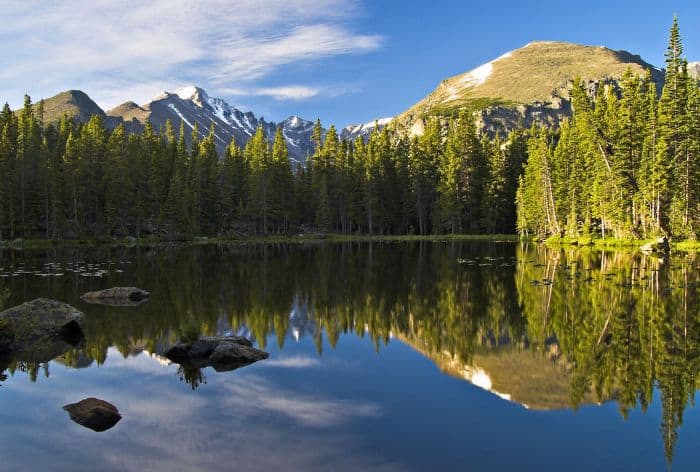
[516,127,558,236]
[219,136,248,232]
[270,127,292,232]
[656,16,687,235]
[410,119,441,235]
[483,134,509,233]
[246,126,272,233]
[104,124,130,235]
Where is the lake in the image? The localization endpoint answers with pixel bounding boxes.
[1,241,699,471]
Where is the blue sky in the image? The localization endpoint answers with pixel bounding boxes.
[1,1,698,127]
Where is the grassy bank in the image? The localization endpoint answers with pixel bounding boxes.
[0,233,521,250]
[3,233,699,252]
[543,235,700,252]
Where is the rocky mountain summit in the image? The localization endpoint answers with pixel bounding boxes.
[394,41,666,137]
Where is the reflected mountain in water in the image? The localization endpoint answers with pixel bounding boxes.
[0,241,699,464]
[401,333,600,410]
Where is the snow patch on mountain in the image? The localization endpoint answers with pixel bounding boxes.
[175,86,199,101]
[167,103,194,130]
[445,62,493,101]
[112,85,380,164]
[496,50,513,61]
[340,117,392,141]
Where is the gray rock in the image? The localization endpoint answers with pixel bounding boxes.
[81,287,150,306]
[209,341,269,372]
[164,335,267,372]
[63,398,121,432]
[0,299,85,361]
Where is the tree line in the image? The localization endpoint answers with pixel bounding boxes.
[0,18,697,241]
[0,98,525,239]
[517,18,700,240]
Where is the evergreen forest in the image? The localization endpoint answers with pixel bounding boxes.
[0,19,698,242]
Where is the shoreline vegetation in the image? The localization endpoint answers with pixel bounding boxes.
[0,20,696,250]
[2,233,700,252]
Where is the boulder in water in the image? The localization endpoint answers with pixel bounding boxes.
[0,299,85,361]
[164,335,267,372]
[63,398,121,432]
[81,287,150,306]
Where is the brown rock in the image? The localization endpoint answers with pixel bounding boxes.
[81,287,150,306]
[63,398,121,432]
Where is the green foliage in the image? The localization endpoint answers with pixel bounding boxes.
[0,18,698,243]
[178,322,201,347]
[517,17,700,241]
[426,97,517,118]
[2,240,698,461]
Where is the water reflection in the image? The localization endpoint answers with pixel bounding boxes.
[0,241,699,465]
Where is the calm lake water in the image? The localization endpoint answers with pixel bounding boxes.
[1,241,699,471]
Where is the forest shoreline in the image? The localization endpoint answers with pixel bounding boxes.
[2,233,700,252]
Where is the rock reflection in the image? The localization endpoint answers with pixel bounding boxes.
[177,364,207,390]
[0,241,699,463]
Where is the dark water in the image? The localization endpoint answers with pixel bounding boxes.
[1,241,699,471]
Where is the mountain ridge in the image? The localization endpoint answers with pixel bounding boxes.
[19,40,679,159]
[30,86,391,164]
[393,40,666,136]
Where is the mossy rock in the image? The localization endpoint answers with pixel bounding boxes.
[0,299,85,362]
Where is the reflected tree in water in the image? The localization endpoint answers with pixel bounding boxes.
[1,242,700,462]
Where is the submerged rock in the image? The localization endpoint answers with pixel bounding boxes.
[63,398,121,432]
[164,335,268,372]
[0,299,85,361]
[81,287,150,306]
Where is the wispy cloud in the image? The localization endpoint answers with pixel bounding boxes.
[222,84,361,101]
[260,355,322,367]
[224,376,382,427]
[1,0,382,108]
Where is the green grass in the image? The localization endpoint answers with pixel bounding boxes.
[674,240,700,251]
[543,235,700,252]
[178,322,201,347]
[0,233,521,250]
[425,96,518,118]
[9,233,700,252]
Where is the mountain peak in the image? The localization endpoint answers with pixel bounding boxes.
[340,117,393,141]
[174,85,200,100]
[283,115,314,129]
[37,89,106,123]
[395,40,664,136]
[174,85,210,106]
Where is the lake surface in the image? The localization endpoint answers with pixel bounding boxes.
[1,241,699,471]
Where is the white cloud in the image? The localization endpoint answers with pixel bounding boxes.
[260,355,322,367]
[222,85,322,101]
[210,24,383,82]
[221,84,360,101]
[223,376,382,427]
[0,0,382,109]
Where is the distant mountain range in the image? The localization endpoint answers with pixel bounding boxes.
[26,40,696,163]
[34,86,390,164]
